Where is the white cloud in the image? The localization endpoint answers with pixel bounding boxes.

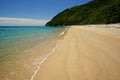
[0,17,49,26]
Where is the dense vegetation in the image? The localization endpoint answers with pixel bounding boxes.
[46,0,120,26]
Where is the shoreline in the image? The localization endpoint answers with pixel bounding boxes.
[0,26,68,80]
[30,27,69,80]
[34,24,120,80]
[30,45,58,80]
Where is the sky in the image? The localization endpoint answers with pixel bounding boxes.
[0,0,91,26]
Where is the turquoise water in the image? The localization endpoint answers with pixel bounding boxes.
[0,26,65,80]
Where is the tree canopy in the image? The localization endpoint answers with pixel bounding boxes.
[46,0,120,26]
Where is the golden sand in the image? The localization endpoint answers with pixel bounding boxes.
[34,25,120,80]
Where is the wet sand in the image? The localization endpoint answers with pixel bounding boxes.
[34,24,120,80]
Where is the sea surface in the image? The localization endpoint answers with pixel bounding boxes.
[0,26,65,80]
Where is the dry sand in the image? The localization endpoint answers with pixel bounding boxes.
[34,24,120,80]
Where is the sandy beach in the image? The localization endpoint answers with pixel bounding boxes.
[34,24,120,80]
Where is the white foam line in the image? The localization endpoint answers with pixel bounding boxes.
[59,31,65,36]
[30,45,58,80]
[59,27,68,36]
[30,28,68,80]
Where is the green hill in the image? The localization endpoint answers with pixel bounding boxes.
[46,0,120,26]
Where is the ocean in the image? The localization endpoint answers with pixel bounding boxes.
[0,26,65,80]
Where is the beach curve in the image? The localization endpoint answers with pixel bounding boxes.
[34,24,120,80]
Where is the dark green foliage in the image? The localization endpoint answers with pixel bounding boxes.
[46,0,120,26]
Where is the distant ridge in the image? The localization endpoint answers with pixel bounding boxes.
[46,0,120,26]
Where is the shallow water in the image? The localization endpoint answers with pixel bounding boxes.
[0,26,65,80]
